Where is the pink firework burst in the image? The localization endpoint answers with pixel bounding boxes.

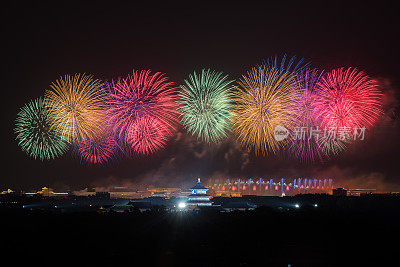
[106,70,179,155]
[312,68,383,154]
[126,117,171,155]
[313,67,383,129]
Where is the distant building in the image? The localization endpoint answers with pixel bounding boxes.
[212,190,242,197]
[25,187,68,197]
[1,189,14,194]
[332,188,348,196]
[72,187,149,199]
[333,187,380,197]
[222,201,257,212]
[109,187,149,199]
[187,179,212,207]
[72,188,96,197]
[147,187,181,198]
[347,188,376,196]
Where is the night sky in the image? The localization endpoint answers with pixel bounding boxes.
[3,1,400,191]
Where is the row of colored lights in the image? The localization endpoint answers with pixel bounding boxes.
[211,185,333,191]
[208,178,333,191]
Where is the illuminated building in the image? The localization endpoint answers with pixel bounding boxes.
[346,188,377,196]
[109,187,149,199]
[147,187,181,198]
[332,188,384,196]
[25,187,68,197]
[72,187,149,199]
[186,178,212,207]
[1,189,14,194]
[72,188,96,197]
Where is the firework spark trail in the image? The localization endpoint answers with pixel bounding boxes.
[264,55,308,77]
[233,56,306,155]
[45,74,105,143]
[178,69,235,143]
[106,70,179,155]
[15,97,68,160]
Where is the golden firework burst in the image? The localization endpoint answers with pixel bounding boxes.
[45,73,105,143]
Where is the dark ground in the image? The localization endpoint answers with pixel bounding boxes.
[1,205,398,266]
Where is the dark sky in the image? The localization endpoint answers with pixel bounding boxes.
[3,1,400,191]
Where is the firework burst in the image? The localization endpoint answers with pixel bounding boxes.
[233,56,305,155]
[125,117,171,155]
[75,129,117,164]
[312,67,383,153]
[178,69,234,143]
[288,69,328,162]
[14,97,68,160]
[45,74,105,143]
[106,70,179,155]
[313,67,383,128]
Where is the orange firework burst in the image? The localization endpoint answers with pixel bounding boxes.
[45,74,105,143]
[233,61,302,155]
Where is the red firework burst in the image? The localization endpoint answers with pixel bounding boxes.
[106,70,179,155]
[313,67,383,130]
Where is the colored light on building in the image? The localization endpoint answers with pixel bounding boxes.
[205,178,334,197]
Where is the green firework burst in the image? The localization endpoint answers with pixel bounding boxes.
[14,97,68,160]
[178,69,235,143]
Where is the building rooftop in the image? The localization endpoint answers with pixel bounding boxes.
[190,178,208,190]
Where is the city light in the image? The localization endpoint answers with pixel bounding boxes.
[178,202,186,209]
[314,203,318,207]
[294,204,300,208]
